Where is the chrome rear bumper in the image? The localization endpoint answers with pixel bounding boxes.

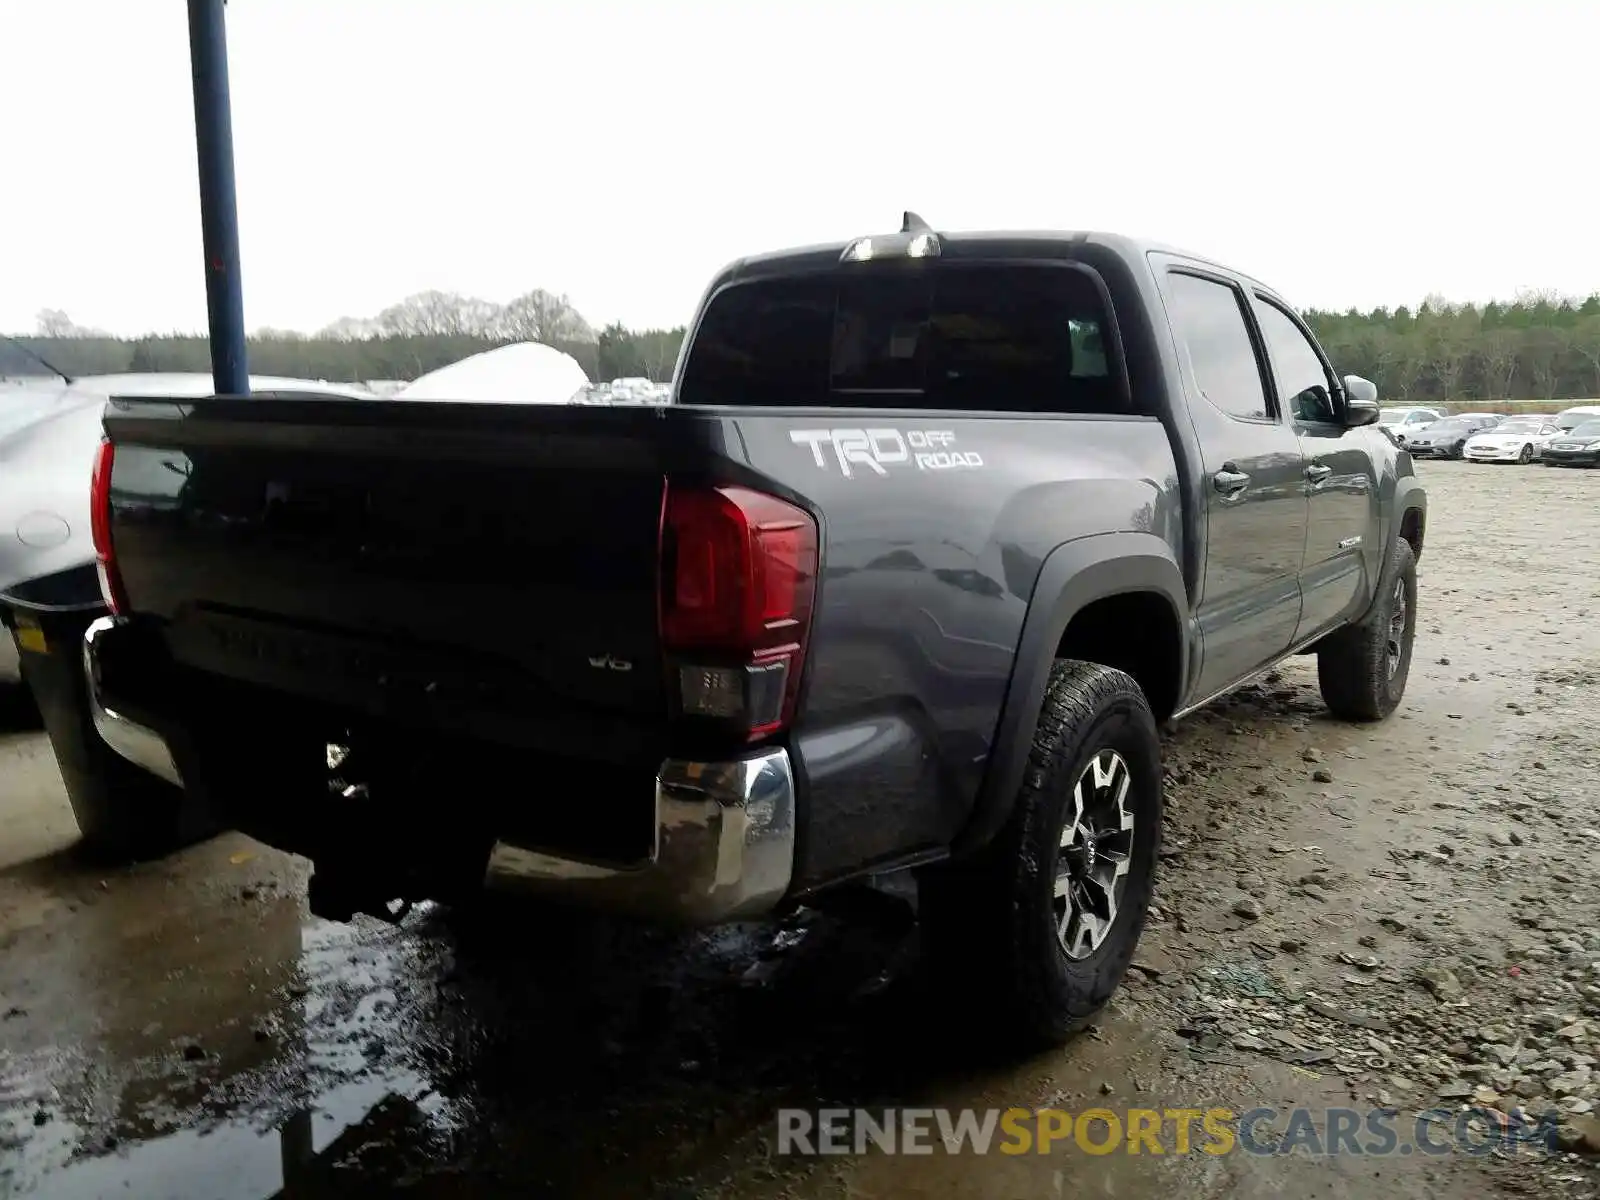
[485,749,797,924]
[83,616,183,787]
[84,615,796,924]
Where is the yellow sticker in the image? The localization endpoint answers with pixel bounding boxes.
[13,626,47,655]
[229,851,255,865]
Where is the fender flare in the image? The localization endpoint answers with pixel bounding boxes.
[1351,475,1426,626]
[1391,476,1426,561]
[951,532,1189,859]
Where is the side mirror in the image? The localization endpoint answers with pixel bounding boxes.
[1342,375,1380,427]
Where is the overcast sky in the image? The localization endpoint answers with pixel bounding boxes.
[3,0,1590,336]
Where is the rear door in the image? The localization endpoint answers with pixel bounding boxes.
[1250,294,1378,641]
[1156,263,1307,701]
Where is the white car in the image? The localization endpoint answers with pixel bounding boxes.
[1378,406,1447,443]
[1463,415,1563,464]
[0,355,376,689]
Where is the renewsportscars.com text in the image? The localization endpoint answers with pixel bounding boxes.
[776,1106,1561,1157]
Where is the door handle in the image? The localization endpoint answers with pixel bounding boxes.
[1212,467,1250,495]
[1305,462,1332,483]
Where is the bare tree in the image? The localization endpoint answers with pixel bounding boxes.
[1525,328,1565,401]
[493,289,595,344]
[1514,286,1566,309]
[1427,336,1467,402]
[1570,319,1600,396]
[639,331,679,382]
[1372,332,1427,401]
[318,315,381,341]
[376,290,499,337]
[34,308,108,337]
[35,308,77,337]
[1477,331,1519,402]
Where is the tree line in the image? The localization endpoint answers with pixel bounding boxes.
[18,288,1600,404]
[1305,291,1600,404]
[22,290,686,385]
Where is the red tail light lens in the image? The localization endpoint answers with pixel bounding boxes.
[660,484,818,739]
[90,438,127,614]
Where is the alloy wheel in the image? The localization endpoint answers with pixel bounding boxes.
[1386,576,1407,680]
[1053,749,1136,960]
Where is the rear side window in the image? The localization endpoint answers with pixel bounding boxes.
[1165,272,1271,421]
[677,264,1128,414]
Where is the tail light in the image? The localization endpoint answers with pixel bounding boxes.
[660,483,818,740]
[90,437,128,614]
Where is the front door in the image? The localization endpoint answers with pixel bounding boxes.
[1158,267,1308,703]
[1250,295,1378,640]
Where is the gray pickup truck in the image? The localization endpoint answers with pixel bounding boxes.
[83,216,1425,1045]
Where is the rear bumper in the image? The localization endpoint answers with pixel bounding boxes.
[82,616,796,924]
[484,750,796,923]
[84,617,183,787]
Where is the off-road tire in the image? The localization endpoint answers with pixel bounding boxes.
[1316,536,1417,721]
[919,660,1162,1048]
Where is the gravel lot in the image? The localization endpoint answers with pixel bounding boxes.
[3,460,1600,1199]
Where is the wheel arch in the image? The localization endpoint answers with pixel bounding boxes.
[952,533,1188,859]
[1393,476,1426,563]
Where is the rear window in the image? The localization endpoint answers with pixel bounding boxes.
[677,264,1128,414]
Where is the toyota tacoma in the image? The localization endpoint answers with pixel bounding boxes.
[82,216,1425,1044]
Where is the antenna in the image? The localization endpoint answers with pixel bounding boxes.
[901,211,932,234]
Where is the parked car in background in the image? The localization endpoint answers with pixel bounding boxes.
[1463,415,1562,463]
[1553,405,1600,432]
[0,353,378,855]
[1404,414,1502,459]
[1452,412,1504,428]
[1542,419,1600,468]
[1379,406,1447,444]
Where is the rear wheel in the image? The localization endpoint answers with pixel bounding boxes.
[919,660,1161,1047]
[1316,537,1417,721]
[1451,440,1466,460]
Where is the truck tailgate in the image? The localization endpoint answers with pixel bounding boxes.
[103,398,701,753]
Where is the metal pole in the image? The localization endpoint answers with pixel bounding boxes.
[187,0,249,395]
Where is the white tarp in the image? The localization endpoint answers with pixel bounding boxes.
[396,342,590,405]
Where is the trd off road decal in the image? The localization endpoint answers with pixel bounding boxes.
[789,428,984,478]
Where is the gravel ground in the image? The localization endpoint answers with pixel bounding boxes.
[3,459,1600,1198]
